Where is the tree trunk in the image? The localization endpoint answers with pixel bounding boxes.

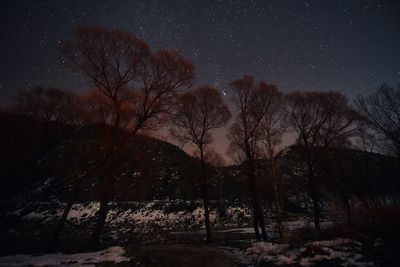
[258,207,267,240]
[48,197,75,252]
[252,201,261,241]
[88,98,134,249]
[203,194,212,243]
[333,178,352,225]
[200,149,212,243]
[88,140,121,249]
[90,198,109,249]
[306,157,321,232]
[89,164,115,249]
[248,160,267,241]
[271,158,284,239]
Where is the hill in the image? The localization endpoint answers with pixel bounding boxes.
[1,111,399,205]
[0,112,203,201]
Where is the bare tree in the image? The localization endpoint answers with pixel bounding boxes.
[355,84,400,158]
[11,88,80,216]
[14,86,79,124]
[77,90,116,125]
[58,26,194,248]
[227,75,276,241]
[13,87,80,251]
[287,91,359,231]
[355,126,380,203]
[170,86,231,243]
[199,149,227,214]
[259,85,287,239]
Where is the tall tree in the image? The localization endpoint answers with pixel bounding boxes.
[170,86,231,243]
[355,84,400,158]
[287,91,359,231]
[259,85,287,239]
[354,126,380,204]
[59,26,194,248]
[227,75,275,241]
[11,87,79,206]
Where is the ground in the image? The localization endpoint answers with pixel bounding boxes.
[1,200,400,266]
[125,244,235,267]
[0,244,236,267]
[1,236,399,266]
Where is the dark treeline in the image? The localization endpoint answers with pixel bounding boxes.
[1,26,400,249]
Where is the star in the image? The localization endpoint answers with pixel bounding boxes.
[0,0,399,158]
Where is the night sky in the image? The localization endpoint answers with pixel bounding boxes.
[1,0,399,158]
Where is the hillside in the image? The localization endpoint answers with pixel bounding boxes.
[1,111,399,205]
[0,112,204,202]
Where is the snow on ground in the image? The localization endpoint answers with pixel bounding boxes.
[5,200,257,244]
[171,221,333,236]
[67,202,100,221]
[0,246,129,267]
[243,238,374,266]
[13,200,253,231]
[5,199,341,248]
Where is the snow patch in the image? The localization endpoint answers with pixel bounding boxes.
[245,239,373,266]
[0,246,130,266]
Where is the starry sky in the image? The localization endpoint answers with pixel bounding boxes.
[1,0,399,159]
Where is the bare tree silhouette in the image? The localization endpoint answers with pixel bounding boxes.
[227,75,276,241]
[14,86,79,124]
[287,91,359,231]
[58,26,194,248]
[259,84,287,239]
[170,86,231,243]
[356,84,400,158]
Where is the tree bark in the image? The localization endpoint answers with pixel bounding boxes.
[248,160,267,241]
[48,197,75,252]
[90,197,109,249]
[200,148,212,243]
[258,206,267,240]
[271,158,284,239]
[89,155,116,249]
[306,156,321,232]
[203,189,212,243]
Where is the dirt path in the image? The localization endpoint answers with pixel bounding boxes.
[125,244,237,267]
